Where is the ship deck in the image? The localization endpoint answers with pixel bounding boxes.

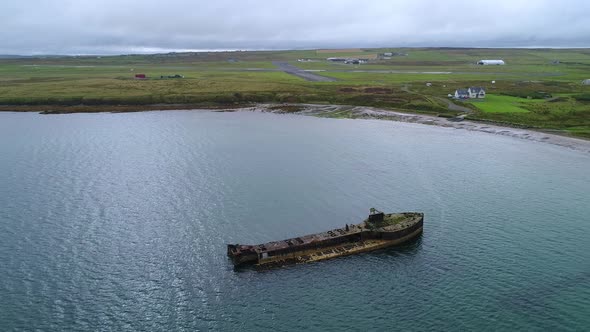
[255,225,423,269]
[253,213,420,255]
[255,222,361,254]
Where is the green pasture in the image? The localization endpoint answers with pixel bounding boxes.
[470,94,544,113]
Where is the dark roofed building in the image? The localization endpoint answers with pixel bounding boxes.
[454,89,469,99]
[468,87,486,99]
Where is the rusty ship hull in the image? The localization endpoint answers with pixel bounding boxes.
[227,211,424,269]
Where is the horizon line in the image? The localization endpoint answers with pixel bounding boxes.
[3,45,590,57]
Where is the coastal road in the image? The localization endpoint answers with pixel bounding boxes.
[433,96,473,113]
[272,61,337,82]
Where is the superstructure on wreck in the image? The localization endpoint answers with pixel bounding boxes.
[227,209,424,269]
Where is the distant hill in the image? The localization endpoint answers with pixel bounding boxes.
[0,54,71,59]
[0,55,33,59]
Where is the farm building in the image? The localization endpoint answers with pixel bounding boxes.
[454,89,469,99]
[453,87,486,99]
[468,87,486,99]
[477,60,505,65]
[582,79,590,85]
[160,74,184,79]
[134,74,146,79]
[379,52,408,59]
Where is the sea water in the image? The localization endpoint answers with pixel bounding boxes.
[1,111,589,331]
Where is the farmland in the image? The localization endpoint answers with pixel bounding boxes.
[471,95,544,113]
[0,48,589,137]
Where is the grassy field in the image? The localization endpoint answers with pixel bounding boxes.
[0,48,589,137]
[471,95,545,113]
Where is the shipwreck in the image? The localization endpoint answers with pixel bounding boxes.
[227,209,424,269]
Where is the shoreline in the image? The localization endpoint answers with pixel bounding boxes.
[1,103,589,153]
[0,104,241,114]
[246,104,590,154]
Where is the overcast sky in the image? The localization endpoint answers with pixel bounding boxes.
[1,0,589,55]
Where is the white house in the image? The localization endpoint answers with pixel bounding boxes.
[454,87,486,99]
[468,87,486,99]
[454,89,469,99]
[477,60,505,65]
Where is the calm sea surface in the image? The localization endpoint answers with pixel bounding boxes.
[1,111,589,331]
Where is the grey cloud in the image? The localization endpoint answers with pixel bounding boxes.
[0,0,589,54]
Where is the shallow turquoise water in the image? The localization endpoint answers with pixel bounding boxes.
[0,111,589,331]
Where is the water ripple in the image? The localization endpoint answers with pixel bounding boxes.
[0,111,589,331]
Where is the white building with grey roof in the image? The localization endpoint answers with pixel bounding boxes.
[477,60,505,65]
